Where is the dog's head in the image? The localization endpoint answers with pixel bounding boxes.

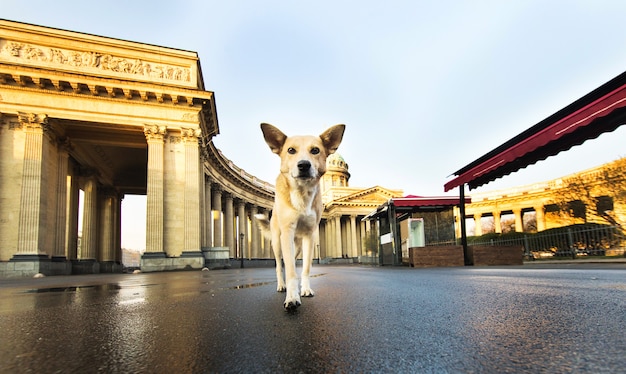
[260,123,345,185]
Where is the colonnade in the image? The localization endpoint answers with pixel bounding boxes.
[1,113,124,275]
[468,205,547,236]
[320,214,372,259]
[200,181,271,259]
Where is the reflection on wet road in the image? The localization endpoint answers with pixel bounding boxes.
[1,265,625,373]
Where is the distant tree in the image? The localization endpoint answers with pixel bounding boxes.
[523,212,537,232]
[481,216,495,234]
[501,217,516,234]
[551,157,626,229]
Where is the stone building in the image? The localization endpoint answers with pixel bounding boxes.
[0,20,402,277]
[463,158,626,235]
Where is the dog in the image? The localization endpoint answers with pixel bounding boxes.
[255,123,345,310]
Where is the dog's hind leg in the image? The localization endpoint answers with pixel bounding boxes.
[300,233,316,297]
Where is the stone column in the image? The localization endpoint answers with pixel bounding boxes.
[224,194,234,257]
[513,208,524,233]
[359,219,367,257]
[212,186,223,247]
[98,189,115,264]
[66,162,80,260]
[335,216,342,258]
[349,215,358,258]
[144,125,166,254]
[114,194,122,263]
[535,205,546,232]
[261,208,271,258]
[328,218,335,258]
[203,176,212,247]
[15,114,49,256]
[493,211,502,234]
[318,221,326,258]
[250,205,259,258]
[80,174,98,260]
[182,128,202,252]
[264,235,272,259]
[237,200,247,259]
[53,140,69,260]
[473,213,482,236]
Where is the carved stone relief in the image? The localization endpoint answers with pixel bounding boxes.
[1,38,191,83]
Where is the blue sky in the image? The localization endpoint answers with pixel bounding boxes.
[4,1,626,250]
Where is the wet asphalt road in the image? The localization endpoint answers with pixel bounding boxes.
[1,264,626,373]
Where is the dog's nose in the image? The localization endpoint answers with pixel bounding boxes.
[297,160,311,172]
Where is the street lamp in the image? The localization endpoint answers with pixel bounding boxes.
[240,233,244,268]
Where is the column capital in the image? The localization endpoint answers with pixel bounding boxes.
[181,127,202,143]
[16,112,49,131]
[143,124,167,141]
[18,112,48,125]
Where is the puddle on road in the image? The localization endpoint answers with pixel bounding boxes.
[24,284,122,293]
[21,273,328,294]
[216,272,328,291]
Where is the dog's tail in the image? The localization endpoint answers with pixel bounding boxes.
[254,213,272,240]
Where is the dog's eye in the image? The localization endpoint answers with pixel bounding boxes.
[310,147,320,155]
[287,147,296,154]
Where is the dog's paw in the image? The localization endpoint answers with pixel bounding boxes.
[300,277,315,297]
[284,297,301,311]
[277,284,286,292]
[300,287,315,297]
[284,281,301,310]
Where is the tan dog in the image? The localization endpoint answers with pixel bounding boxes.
[255,123,345,310]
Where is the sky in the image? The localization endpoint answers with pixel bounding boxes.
[4,1,626,250]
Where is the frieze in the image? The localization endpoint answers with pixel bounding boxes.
[182,112,198,122]
[1,38,191,84]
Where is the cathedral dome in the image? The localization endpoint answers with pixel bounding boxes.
[322,153,350,190]
[326,153,348,171]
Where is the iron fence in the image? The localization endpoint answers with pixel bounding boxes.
[463,225,625,260]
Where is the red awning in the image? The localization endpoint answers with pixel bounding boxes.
[362,195,470,221]
[392,196,471,207]
[445,71,626,191]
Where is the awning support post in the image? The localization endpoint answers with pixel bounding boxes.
[459,184,470,265]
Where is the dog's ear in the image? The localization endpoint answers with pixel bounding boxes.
[320,124,345,155]
[260,123,287,155]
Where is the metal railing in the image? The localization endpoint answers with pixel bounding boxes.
[465,225,625,259]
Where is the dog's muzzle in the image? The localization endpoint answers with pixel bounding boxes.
[296,160,313,178]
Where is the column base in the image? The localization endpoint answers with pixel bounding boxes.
[140,251,204,272]
[99,261,124,273]
[71,259,101,275]
[202,247,231,269]
[0,254,51,278]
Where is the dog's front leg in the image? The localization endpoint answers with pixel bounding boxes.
[300,235,315,297]
[280,230,301,310]
[271,230,286,292]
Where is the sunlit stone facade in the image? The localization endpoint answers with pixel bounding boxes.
[0,20,403,277]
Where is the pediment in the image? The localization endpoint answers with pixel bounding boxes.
[328,185,403,206]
